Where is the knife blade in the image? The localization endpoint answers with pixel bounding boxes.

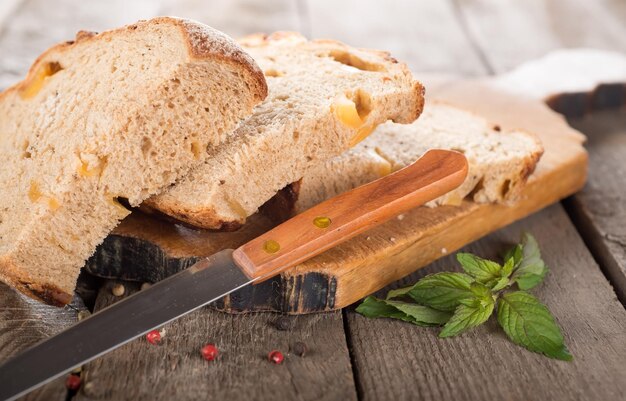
[0,149,467,401]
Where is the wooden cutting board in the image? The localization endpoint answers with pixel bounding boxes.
[85,77,588,314]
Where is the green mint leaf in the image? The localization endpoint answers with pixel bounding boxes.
[384,299,452,326]
[356,296,408,320]
[512,233,548,290]
[386,285,413,300]
[460,282,495,307]
[491,276,510,292]
[439,293,495,338]
[469,281,492,298]
[456,253,501,283]
[497,291,572,361]
[407,272,475,312]
[356,297,451,327]
[502,257,515,277]
[488,258,515,291]
[503,244,523,269]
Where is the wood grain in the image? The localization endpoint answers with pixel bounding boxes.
[454,0,626,73]
[0,0,24,35]
[345,204,626,401]
[305,0,487,75]
[0,0,161,89]
[74,280,357,401]
[0,283,85,401]
[0,3,623,401]
[564,111,626,304]
[157,0,303,39]
[234,150,468,280]
[488,49,626,118]
[90,79,587,313]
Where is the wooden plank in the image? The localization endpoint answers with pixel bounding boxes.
[0,283,84,401]
[564,111,626,303]
[74,280,357,401]
[305,0,487,75]
[87,79,587,313]
[157,0,302,39]
[0,0,303,90]
[0,0,24,35]
[455,0,626,73]
[345,204,626,401]
[0,0,161,89]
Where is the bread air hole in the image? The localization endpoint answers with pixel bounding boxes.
[21,139,31,159]
[108,196,131,212]
[352,89,372,121]
[327,50,387,72]
[467,178,485,200]
[20,61,63,99]
[500,179,512,198]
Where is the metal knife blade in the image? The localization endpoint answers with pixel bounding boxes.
[0,250,252,401]
[0,149,468,401]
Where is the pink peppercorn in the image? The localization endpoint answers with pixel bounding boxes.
[201,344,218,361]
[145,330,161,345]
[65,374,81,391]
[268,350,284,364]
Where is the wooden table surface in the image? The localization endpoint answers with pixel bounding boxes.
[1,1,625,400]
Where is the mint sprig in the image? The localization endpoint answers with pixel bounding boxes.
[355,233,572,361]
[358,296,451,326]
[497,291,572,361]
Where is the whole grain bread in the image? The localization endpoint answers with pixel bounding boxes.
[0,17,267,305]
[144,32,424,230]
[286,102,544,214]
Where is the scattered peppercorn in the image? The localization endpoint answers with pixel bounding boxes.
[146,330,161,345]
[77,310,91,321]
[111,283,125,297]
[291,342,307,357]
[274,316,291,331]
[268,350,284,364]
[65,374,81,391]
[201,344,218,361]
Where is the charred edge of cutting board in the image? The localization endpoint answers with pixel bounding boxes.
[84,234,337,314]
[546,83,626,118]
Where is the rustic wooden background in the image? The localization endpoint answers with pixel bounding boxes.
[1,1,625,400]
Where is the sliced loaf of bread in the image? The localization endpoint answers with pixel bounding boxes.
[288,102,544,214]
[144,32,425,230]
[0,17,267,305]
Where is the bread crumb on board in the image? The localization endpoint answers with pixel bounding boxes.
[111,283,125,297]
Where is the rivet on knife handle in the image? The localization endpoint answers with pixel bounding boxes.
[233,149,468,281]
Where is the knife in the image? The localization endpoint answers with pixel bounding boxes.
[0,149,467,401]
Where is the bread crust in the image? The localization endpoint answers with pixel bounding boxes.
[0,17,267,305]
[239,31,424,122]
[1,17,268,106]
[146,31,425,230]
[286,101,545,215]
[0,256,72,306]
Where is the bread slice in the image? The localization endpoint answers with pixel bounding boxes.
[287,102,544,214]
[144,32,425,230]
[0,17,267,305]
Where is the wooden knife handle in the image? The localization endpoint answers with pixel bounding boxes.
[233,149,468,281]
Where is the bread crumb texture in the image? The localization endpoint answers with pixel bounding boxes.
[0,17,267,304]
[147,32,424,229]
[295,102,544,213]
